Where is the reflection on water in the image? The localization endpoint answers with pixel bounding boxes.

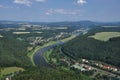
[111,77,120,80]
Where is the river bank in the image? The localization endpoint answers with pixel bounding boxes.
[28,35,75,66]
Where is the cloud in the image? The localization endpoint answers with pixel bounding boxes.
[0,5,14,8]
[35,0,46,2]
[13,0,46,6]
[13,0,32,6]
[45,9,81,15]
[0,5,8,8]
[77,0,87,5]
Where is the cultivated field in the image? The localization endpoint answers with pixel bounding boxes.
[13,32,42,34]
[89,32,120,41]
[13,32,30,34]
[102,26,119,28]
[0,35,3,37]
[35,32,42,34]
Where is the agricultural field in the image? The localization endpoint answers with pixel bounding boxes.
[35,32,42,34]
[0,34,3,37]
[13,32,30,34]
[89,32,120,41]
[102,26,120,28]
[13,31,42,35]
[0,67,24,77]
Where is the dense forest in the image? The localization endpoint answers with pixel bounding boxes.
[62,27,120,67]
[12,67,93,80]
[0,37,32,67]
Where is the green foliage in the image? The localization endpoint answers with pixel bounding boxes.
[0,37,32,68]
[45,49,53,62]
[12,67,93,80]
[62,28,120,67]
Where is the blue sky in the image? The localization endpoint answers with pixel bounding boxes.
[0,0,120,22]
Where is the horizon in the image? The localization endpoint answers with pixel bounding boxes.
[0,0,120,22]
[0,20,120,23]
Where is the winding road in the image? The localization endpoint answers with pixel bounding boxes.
[33,41,64,67]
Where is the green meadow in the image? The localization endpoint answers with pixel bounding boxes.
[89,32,120,41]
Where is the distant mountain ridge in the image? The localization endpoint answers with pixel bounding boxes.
[0,20,120,28]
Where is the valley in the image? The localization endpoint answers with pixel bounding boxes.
[1,0,120,80]
[0,21,120,80]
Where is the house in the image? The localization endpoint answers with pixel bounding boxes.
[84,65,92,71]
[112,68,118,71]
[5,77,10,80]
[82,59,89,63]
[72,64,93,71]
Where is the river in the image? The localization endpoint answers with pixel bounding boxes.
[33,41,64,67]
[33,32,82,67]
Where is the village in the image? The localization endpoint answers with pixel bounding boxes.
[58,55,120,79]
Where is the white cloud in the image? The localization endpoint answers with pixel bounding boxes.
[13,0,32,6]
[0,5,19,9]
[35,0,46,2]
[13,0,46,6]
[0,5,13,8]
[0,4,21,9]
[45,9,81,15]
[0,5,8,8]
[77,0,86,5]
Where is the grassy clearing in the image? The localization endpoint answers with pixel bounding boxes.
[51,58,57,64]
[44,49,57,64]
[44,49,53,62]
[61,35,75,42]
[27,46,42,66]
[0,67,24,77]
[27,50,35,66]
[89,32,120,41]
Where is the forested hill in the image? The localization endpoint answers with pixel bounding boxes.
[62,27,120,67]
[12,67,92,80]
[0,37,32,67]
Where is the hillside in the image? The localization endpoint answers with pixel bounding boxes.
[62,27,120,67]
[0,37,32,67]
[12,67,93,80]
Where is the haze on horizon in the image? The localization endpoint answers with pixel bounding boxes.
[0,0,120,22]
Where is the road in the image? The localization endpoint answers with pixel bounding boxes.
[83,64,120,79]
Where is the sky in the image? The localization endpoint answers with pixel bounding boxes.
[0,0,120,22]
